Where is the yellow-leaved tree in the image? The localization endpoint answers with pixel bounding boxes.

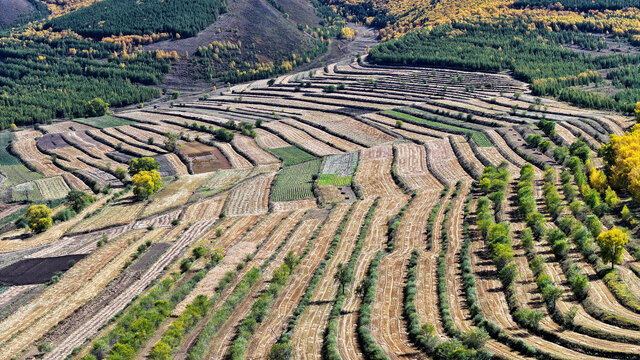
[601,125,640,201]
[596,228,628,269]
[25,205,53,233]
[589,167,608,193]
[132,170,163,200]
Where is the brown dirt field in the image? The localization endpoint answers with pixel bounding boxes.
[264,121,342,156]
[246,204,351,357]
[232,134,280,165]
[0,254,86,286]
[225,172,275,216]
[289,200,371,360]
[179,142,233,173]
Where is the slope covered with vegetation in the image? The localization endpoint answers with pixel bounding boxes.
[48,0,228,38]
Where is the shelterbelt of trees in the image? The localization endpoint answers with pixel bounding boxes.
[368,18,640,113]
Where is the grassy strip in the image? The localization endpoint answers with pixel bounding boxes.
[323,198,379,360]
[316,174,352,186]
[266,146,316,166]
[383,110,492,147]
[0,132,22,166]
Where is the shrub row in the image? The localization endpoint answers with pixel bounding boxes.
[323,198,379,360]
[272,204,356,349]
[387,194,414,251]
[356,251,388,360]
[229,255,299,359]
[187,267,261,360]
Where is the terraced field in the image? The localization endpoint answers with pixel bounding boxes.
[1,59,639,360]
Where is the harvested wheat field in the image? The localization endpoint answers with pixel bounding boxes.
[3,58,640,360]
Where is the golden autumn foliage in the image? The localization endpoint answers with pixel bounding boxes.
[132,170,163,200]
[589,166,608,193]
[602,125,640,201]
[596,227,628,269]
[25,205,53,233]
[340,27,356,39]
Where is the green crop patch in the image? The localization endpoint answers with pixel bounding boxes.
[270,159,321,202]
[0,133,22,166]
[317,174,352,186]
[267,146,316,166]
[384,110,493,147]
[74,116,136,129]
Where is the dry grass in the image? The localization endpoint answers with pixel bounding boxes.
[141,173,211,217]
